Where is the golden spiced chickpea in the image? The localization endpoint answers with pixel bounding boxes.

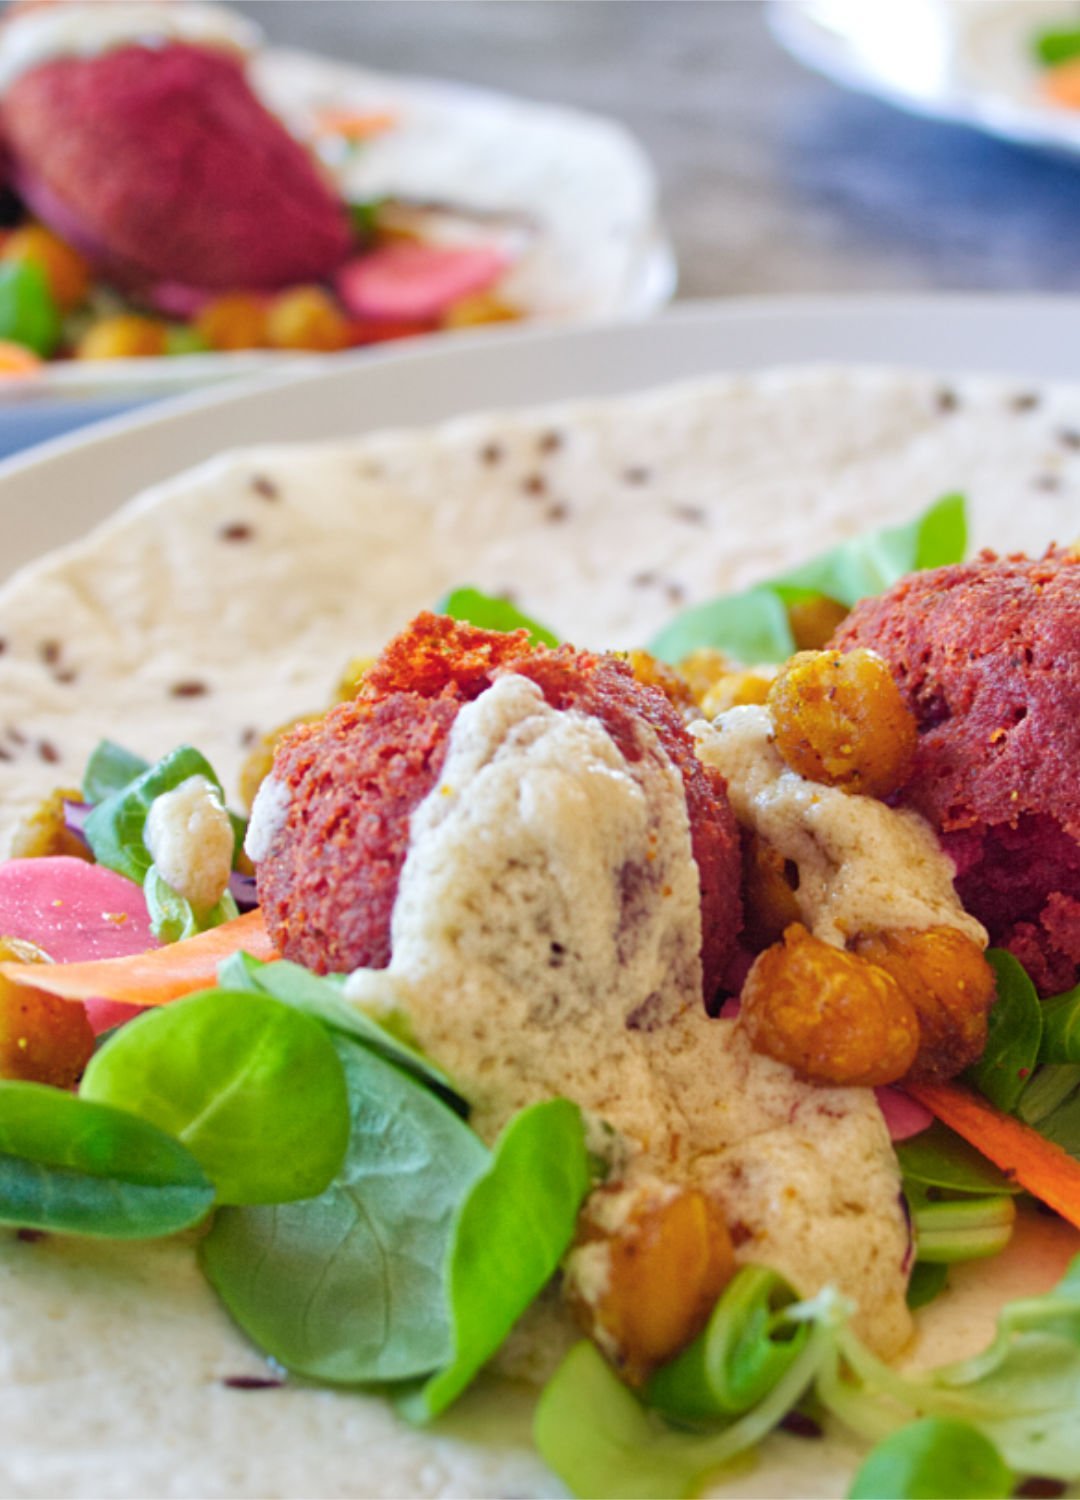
[3,224,90,311]
[741,832,801,950]
[676,648,734,705]
[852,927,995,1082]
[623,650,698,716]
[767,648,917,798]
[441,292,520,328]
[9,787,93,861]
[701,670,772,720]
[196,294,268,352]
[0,940,94,1088]
[786,594,849,652]
[76,315,168,360]
[739,923,919,1087]
[266,287,351,352]
[567,1180,736,1385]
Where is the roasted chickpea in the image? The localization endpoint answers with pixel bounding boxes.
[786,594,849,652]
[701,671,772,720]
[266,287,351,352]
[76,314,168,360]
[622,650,698,716]
[195,294,268,352]
[3,224,90,311]
[9,787,93,861]
[739,922,919,1087]
[677,648,734,705]
[852,927,995,1082]
[0,939,94,1087]
[441,292,520,328]
[565,1179,735,1385]
[767,648,917,798]
[741,832,801,950]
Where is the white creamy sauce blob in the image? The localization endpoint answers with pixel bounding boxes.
[244,774,291,867]
[0,3,262,94]
[343,674,912,1357]
[144,773,233,915]
[693,704,987,948]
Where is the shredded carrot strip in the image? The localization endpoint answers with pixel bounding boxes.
[907,1080,1080,1231]
[0,910,276,1008]
[311,107,398,141]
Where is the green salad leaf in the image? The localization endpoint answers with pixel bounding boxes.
[144,864,238,944]
[906,1261,949,1312]
[83,744,227,886]
[0,1081,213,1238]
[647,587,795,668]
[404,1097,591,1421]
[216,952,463,1107]
[81,740,150,804]
[1037,980,1080,1064]
[967,949,1043,1113]
[846,1418,1014,1500]
[904,1186,1016,1265]
[0,260,61,357]
[897,1121,1021,1198]
[436,586,559,648]
[648,494,966,664]
[1034,26,1080,66]
[201,1035,487,1383]
[81,989,349,1205]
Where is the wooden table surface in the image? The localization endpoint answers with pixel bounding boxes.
[237,0,1080,300]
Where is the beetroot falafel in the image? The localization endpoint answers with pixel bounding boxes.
[253,613,743,1001]
[2,38,351,294]
[833,547,1080,994]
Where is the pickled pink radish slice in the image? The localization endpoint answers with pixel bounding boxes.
[0,857,157,1032]
[335,242,508,322]
[875,1086,933,1141]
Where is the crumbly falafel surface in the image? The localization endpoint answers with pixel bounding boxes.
[257,614,742,995]
[833,548,1080,992]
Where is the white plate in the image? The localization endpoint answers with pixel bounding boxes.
[0,44,673,402]
[771,0,1080,159]
[1,292,1079,583]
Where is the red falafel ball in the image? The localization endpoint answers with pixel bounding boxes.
[832,547,1080,994]
[2,42,351,293]
[254,614,743,1001]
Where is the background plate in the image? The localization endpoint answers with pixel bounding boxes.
[1,292,1079,582]
[771,0,1080,159]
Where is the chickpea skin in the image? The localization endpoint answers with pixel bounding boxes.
[739,922,919,1087]
[852,927,995,1082]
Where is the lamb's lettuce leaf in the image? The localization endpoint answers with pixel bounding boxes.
[0,1081,213,1238]
[648,493,966,664]
[201,1035,487,1383]
[81,989,349,1205]
[215,952,463,1107]
[403,1097,590,1420]
[847,1418,1013,1500]
[81,740,150,804]
[967,950,1043,1113]
[144,864,238,944]
[436,586,559,647]
[82,744,226,885]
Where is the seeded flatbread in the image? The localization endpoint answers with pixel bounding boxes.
[0,364,1077,1498]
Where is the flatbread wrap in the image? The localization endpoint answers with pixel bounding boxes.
[0,365,1077,1498]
